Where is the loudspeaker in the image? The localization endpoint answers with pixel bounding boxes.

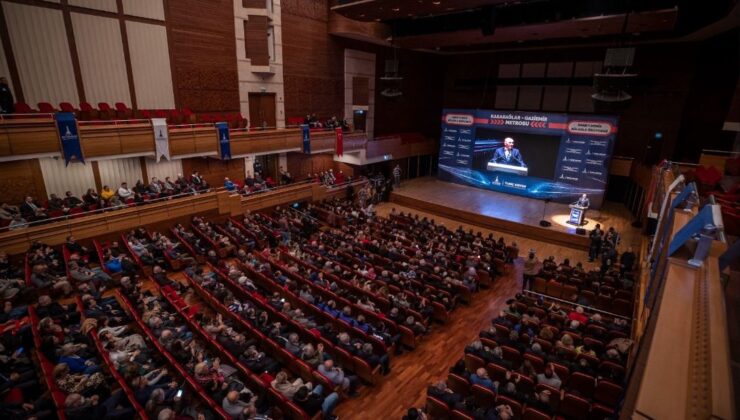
[539,220,551,227]
[576,228,587,235]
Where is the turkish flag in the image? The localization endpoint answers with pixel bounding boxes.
[335,127,344,156]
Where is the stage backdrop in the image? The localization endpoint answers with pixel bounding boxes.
[438,109,618,209]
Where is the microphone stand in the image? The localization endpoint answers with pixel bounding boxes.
[539,198,552,227]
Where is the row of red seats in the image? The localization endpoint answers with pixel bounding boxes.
[199,261,382,387]
[9,101,249,129]
[27,305,68,420]
[234,255,390,356]
[158,279,324,420]
[531,278,633,317]
[427,387,615,420]
[274,251,406,346]
[74,296,148,418]
[116,290,232,419]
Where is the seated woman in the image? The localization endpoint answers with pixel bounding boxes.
[53,362,106,396]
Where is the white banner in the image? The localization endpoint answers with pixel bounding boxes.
[152,118,170,162]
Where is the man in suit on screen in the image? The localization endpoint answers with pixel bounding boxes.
[491,137,526,167]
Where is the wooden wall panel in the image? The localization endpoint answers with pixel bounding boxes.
[0,120,60,156]
[118,126,155,154]
[166,0,239,112]
[230,129,302,156]
[0,159,47,204]
[282,0,344,120]
[181,157,245,187]
[244,15,269,66]
[169,136,196,156]
[286,152,335,180]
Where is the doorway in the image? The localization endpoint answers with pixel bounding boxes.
[248,92,277,129]
[353,109,366,132]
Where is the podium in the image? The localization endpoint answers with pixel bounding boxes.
[568,204,587,226]
[486,161,528,176]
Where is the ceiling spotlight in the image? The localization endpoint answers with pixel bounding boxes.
[392,7,400,12]
[432,1,441,5]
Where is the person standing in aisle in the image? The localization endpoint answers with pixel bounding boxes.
[393,164,402,188]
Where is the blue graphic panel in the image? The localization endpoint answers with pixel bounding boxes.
[438,109,619,208]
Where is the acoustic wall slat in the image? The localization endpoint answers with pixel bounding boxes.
[145,158,183,183]
[2,2,79,107]
[38,157,96,199]
[125,21,175,109]
[71,13,131,106]
[122,0,165,21]
[97,157,143,189]
[68,0,117,13]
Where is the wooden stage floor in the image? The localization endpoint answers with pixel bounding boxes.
[390,177,638,251]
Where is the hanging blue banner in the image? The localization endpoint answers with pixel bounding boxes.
[301,124,311,153]
[56,112,84,165]
[216,122,231,160]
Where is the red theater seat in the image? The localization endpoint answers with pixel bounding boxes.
[495,395,523,419]
[115,102,132,119]
[594,379,623,406]
[14,102,35,113]
[522,407,551,420]
[558,393,590,420]
[37,102,57,113]
[426,395,450,419]
[59,102,78,113]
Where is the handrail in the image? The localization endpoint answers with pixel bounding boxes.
[522,290,632,321]
[701,149,740,155]
[0,188,219,233]
[240,179,314,197]
[78,118,149,126]
[168,122,215,129]
[0,112,55,121]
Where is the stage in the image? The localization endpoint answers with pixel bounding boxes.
[391,178,635,251]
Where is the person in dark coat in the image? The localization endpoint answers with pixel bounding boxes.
[0,77,14,114]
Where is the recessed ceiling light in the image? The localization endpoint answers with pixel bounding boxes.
[432,1,441,5]
[392,7,400,12]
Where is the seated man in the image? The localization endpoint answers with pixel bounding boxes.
[68,260,111,291]
[470,367,497,391]
[317,359,358,396]
[47,193,69,213]
[224,177,236,192]
[117,182,133,200]
[63,191,85,210]
[20,196,48,220]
